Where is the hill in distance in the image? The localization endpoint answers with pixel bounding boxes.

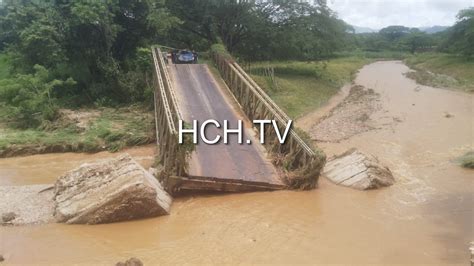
[419,25,450,34]
[351,25,449,34]
[352,25,378,34]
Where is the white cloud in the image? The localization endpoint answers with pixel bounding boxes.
[327,0,473,29]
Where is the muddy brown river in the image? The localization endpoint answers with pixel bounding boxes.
[0,61,472,264]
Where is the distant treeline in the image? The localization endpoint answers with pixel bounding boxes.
[0,0,472,128]
[349,12,474,56]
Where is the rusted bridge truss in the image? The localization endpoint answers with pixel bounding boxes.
[151,47,187,177]
[211,52,325,189]
[152,46,325,193]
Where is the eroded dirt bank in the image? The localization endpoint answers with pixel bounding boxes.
[0,61,473,264]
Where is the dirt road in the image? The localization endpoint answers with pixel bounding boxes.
[0,61,472,264]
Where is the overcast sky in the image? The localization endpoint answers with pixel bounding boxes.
[327,0,473,29]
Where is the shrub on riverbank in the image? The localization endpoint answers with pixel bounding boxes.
[0,65,76,128]
[456,151,474,169]
[0,105,155,157]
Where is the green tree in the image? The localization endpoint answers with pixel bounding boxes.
[379,25,411,41]
[0,0,178,105]
[448,7,474,56]
[402,29,433,54]
[0,1,65,71]
[0,65,75,128]
[355,33,391,52]
[168,0,350,60]
[168,0,254,52]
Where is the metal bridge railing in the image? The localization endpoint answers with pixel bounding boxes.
[151,47,187,179]
[211,51,326,189]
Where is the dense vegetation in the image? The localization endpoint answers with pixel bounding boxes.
[167,0,350,60]
[0,0,177,127]
[0,0,352,129]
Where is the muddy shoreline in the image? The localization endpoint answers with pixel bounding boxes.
[0,141,155,159]
[1,61,472,264]
[0,106,156,159]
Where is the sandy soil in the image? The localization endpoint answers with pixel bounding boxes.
[0,185,54,225]
[307,85,385,142]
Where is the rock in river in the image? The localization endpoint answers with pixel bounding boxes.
[116,257,144,266]
[323,148,395,190]
[53,154,172,224]
[2,212,17,223]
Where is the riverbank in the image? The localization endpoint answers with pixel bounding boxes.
[1,61,472,264]
[248,57,372,118]
[404,53,474,92]
[0,105,155,158]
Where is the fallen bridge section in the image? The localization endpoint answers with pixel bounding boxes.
[152,47,284,194]
[212,49,326,189]
[169,63,283,191]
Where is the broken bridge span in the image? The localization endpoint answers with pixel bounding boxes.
[151,47,325,194]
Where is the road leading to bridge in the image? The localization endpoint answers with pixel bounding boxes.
[169,63,283,189]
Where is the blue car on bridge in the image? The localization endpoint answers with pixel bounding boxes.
[172,50,198,64]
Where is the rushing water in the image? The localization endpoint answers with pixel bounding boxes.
[0,61,473,264]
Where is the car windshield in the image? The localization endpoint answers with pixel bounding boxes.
[180,51,193,55]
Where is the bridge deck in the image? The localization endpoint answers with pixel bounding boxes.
[168,63,283,192]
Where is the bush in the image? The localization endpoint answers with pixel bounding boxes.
[0,65,75,128]
[210,41,232,58]
[457,151,474,169]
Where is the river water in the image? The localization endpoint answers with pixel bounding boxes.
[0,61,472,264]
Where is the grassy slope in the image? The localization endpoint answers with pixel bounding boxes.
[405,53,474,92]
[248,57,372,118]
[0,106,155,155]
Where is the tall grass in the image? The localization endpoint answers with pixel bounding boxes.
[0,106,155,155]
[335,50,411,60]
[248,57,371,118]
[405,53,474,92]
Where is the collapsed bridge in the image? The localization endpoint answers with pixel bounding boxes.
[152,47,325,194]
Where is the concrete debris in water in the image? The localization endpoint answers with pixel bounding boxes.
[323,148,395,190]
[116,257,144,266]
[53,154,172,224]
